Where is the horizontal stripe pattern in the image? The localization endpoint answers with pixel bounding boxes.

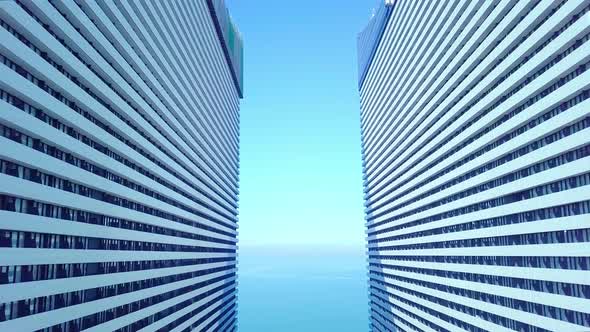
[358,0,590,331]
[0,0,241,331]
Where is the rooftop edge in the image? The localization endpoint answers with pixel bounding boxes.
[206,0,244,98]
[357,0,395,89]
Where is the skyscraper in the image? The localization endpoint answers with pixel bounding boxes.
[358,1,590,331]
[0,0,242,331]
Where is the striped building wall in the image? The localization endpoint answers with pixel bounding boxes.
[358,1,590,331]
[0,0,241,331]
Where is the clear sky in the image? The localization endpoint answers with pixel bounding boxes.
[224,1,376,330]
[226,0,374,249]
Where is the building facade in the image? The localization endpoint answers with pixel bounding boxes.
[0,0,242,331]
[358,1,590,331]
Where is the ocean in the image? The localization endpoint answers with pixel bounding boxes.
[237,245,368,331]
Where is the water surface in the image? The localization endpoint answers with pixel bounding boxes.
[238,246,368,331]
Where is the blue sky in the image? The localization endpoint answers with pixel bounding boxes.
[226,0,375,249]
[224,1,376,330]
